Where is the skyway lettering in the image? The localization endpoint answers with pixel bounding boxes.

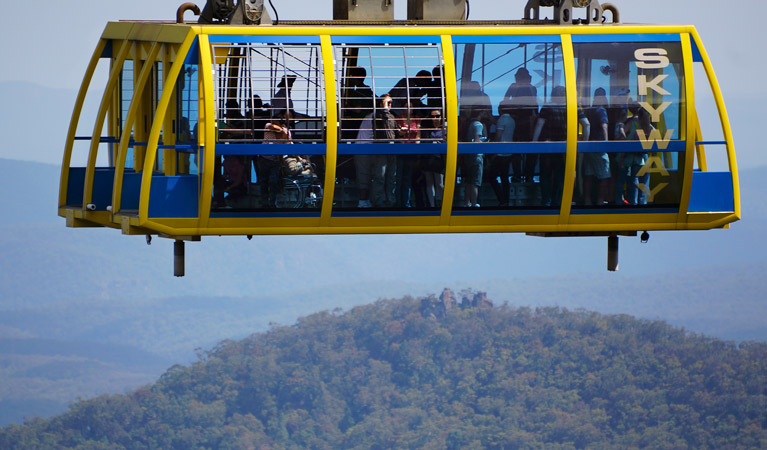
[634,48,676,200]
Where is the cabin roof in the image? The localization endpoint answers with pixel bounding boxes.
[103,20,696,43]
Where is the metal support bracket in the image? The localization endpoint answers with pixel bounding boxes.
[174,240,185,277]
[230,0,272,25]
[198,0,271,24]
[607,235,619,272]
[524,0,603,24]
[198,0,236,23]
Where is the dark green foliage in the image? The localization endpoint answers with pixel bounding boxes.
[2,295,766,449]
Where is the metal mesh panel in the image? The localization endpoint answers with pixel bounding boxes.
[335,44,446,142]
[212,43,326,144]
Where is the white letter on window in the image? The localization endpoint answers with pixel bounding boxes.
[638,74,671,96]
[639,101,672,123]
[635,48,670,69]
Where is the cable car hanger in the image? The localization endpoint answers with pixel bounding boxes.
[59,0,739,277]
[180,0,620,26]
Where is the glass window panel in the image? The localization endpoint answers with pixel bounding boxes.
[177,63,199,176]
[118,60,136,171]
[211,43,326,144]
[573,41,686,209]
[119,60,134,136]
[333,43,446,213]
[453,42,566,211]
[208,43,326,213]
[153,62,164,172]
[692,61,727,171]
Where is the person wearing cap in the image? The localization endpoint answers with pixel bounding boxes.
[271,74,297,118]
[504,67,539,183]
[504,67,537,103]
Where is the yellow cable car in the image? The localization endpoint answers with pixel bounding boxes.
[58,0,740,275]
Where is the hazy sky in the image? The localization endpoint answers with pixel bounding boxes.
[0,1,758,90]
[0,0,761,165]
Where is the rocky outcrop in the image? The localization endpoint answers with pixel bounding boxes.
[420,288,459,319]
[460,290,493,309]
[421,288,492,318]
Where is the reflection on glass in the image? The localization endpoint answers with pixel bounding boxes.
[332,43,446,213]
[206,42,327,214]
[212,44,326,144]
[176,63,199,176]
[574,41,686,209]
[454,42,566,210]
[533,85,568,207]
[120,60,135,170]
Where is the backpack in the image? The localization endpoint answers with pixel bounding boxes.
[374,110,397,141]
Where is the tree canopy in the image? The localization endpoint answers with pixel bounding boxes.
[2,290,766,449]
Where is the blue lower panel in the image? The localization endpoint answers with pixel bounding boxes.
[578,140,687,153]
[338,143,446,156]
[688,172,735,213]
[121,172,141,210]
[332,210,441,218]
[571,207,678,215]
[452,209,560,216]
[218,143,327,156]
[66,167,114,210]
[458,142,566,155]
[148,175,199,218]
[91,168,115,210]
[66,168,86,206]
[211,211,321,218]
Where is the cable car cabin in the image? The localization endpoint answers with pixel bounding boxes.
[58,1,740,274]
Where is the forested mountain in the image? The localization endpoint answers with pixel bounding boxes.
[2,292,765,449]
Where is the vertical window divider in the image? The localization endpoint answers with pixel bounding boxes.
[193,34,215,229]
[60,39,108,209]
[139,33,197,227]
[320,34,338,226]
[677,33,695,221]
[113,42,162,216]
[440,34,458,226]
[689,29,741,222]
[559,34,576,226]
[84,40,131,212]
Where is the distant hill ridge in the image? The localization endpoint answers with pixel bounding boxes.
[2,291,766,449]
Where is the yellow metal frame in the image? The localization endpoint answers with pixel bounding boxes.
[112,42,163,214]
[319,34,338,227]
[440,34,459,226]
[137,30,198,226]
[559,34,577,226]
[676,33,695,225]
[690,29,741,222]
[79,39,131,227]
[197,33,216,229]
[59,39,107,210]
[62,21,741,237]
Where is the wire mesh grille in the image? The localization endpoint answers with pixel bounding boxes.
[212,43,326,144]
[335,44,446,142]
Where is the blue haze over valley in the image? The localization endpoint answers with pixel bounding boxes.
[0,0,764,426]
